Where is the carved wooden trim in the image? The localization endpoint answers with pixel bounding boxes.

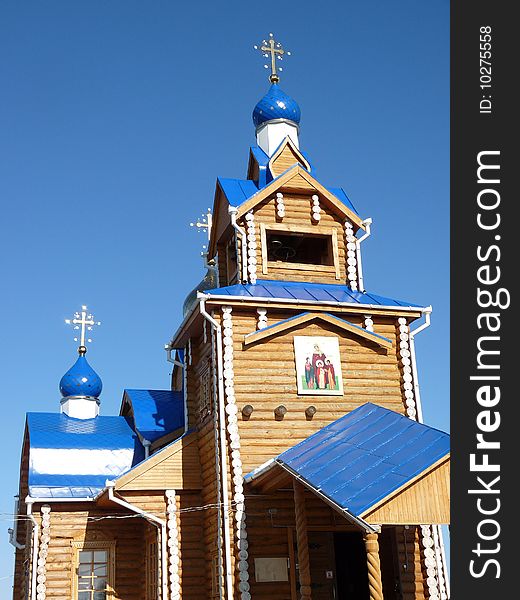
[166,490,181,600]
[35,505,51,600]
[244,312,392,349]
[396,317,418,419]
[221,307,251,600]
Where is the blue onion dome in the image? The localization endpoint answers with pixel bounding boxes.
[252,83,301,129]
[59,346,103,399]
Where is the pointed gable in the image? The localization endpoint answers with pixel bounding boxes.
[243,312,392,349]
[268,137,311,178]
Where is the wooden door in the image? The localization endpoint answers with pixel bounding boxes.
[307,531,337,600]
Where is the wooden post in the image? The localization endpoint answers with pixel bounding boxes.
[364,532,383,600]
[293,480,312,600]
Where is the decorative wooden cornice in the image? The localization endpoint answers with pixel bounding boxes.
[243,312,393,349]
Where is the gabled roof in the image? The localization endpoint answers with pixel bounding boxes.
[122,389,184,443]
[26,413,142,499]
[114,431,202,491]
[217,169,358,215]
[245,403,450,520]
[204,279,423,310]
[268,137,311,178]
[210,165,360,258]
[244,312,392,349]
[235,165,362,224]
[248,144,315,188]
[217,177,260,207]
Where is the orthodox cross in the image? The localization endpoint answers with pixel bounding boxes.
[254,33,291,83]
[65,305,101,347]
[190,208,213,249]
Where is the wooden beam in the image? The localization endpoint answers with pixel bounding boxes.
[293,480,312,600]
[364,532,384,600]
[205,299,423,320]
[243,312,393,349]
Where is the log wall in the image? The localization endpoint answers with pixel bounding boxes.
[229,309,404,474]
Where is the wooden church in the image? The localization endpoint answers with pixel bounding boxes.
[10,35,450,600]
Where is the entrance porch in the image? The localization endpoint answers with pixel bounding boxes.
[242,404,450,599]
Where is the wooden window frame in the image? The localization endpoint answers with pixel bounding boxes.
[259,223,341,280]
[145,530,159,600]
[71,540,116,600]
[225,235,239,284]
[198,358,212,420]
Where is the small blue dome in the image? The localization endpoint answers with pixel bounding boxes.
[252,84,301,128]
[59,353,102,399]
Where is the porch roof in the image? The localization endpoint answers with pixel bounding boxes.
[244,403,449,520]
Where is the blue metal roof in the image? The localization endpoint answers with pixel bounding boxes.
[205,280,422,309]
[246,403,450,517]
[123,389,184,443]
[218,168,357,216]
[327,187,358,215]
[218,177,260,206]
[27,412,142,498]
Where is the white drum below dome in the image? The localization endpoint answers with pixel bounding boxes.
[256,120,299,156]
[60,396,100,419]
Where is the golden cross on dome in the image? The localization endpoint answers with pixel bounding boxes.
[65,305,101,349]
[254,33,291,83]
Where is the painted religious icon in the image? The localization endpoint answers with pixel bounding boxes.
[293,336,343,395]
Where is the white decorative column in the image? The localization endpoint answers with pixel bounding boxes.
[397,317,417,420]
[36,505,51,600]
[245,213,257,284]
[432,525,449,600]
[221,307,251,600]
[364,315,374,332]
[344,219,358,290]
[419,525,443,599]
[256,308,268,330]
[166,490,181,600]
[275,193,285,219]
[311,194,321,222]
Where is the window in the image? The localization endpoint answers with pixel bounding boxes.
[72,541,115,600]
[211,554,220,599]
[199,360,212,419]
[226,236,238,283]
[77,549,109,600]
[266,231,333,265]
[260,223,341,279]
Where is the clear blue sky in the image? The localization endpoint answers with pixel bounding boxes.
[0,0,449,590]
